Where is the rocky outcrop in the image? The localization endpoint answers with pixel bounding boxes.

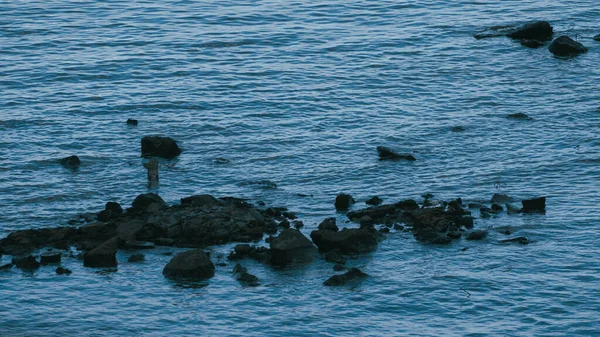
[310,228,378,254]
[377,146,416,161]
[163,249,215,280]
[233,264,259,286]
[60,155,81,169]
[269,229,316,266]
[549,36,588,56]
[83,236,119,268]
[323,268,368,286]
[506,21,553,41]
[141,136,182,159]
[522,197,546,213]
[335,194,355,211]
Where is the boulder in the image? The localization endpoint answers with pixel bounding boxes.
[60,155,81,169]
[56,267,72,275]
[506,21,553,41]
[233,263,259,286]
[506,203,522,214]
[163,249,215,280]
[269,229,316,266]
[365,196,383,206]
[377,146,416,161]
[549,36,588,56]
[310,228,378,254]
[83,236,119,268]
[522,197,546,213]
[335,194,355,211]
[491,203,503,213]
[126,119,138,126]
[40,251,61,264]
[323,268,368,286]
[141,136,181,159]
[12,255,40,269]
[318,218,338,232]
[132,193,166,210]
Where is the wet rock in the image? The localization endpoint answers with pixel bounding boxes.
[522,197,546,213]
[282,211,297,220]
[83,236,119,268]
[278,219,290,229]
[292,220,304,229]
[377,146,416,161]
[335,193,355,211]
[318,218,338,232]
[365,196,383,206]
[141,136,182,159]
[131,193,167,211]
[214,157,230,164]
[379,227,390,233]
[507,112,532,120]
[97,201,124,222]
[393,224,404,231]
[269,229,316,266]
[233,263,259,286]
[40,251,61,265]
[12,255,40,269]
[128,254,145,262]
[506,203,522,214]
[60,155,81,169]
[117,219,145,242]
[549,36,588,56]
[594,34,600,42]
[507,21,553,41]
[480,207,491,217]
[396,199,420,211]
[447,230,462,239]
[323,249,346,264]
[333,264,346,271]
[491,203,503,213]
[0,263,12,270]
[465,230,488,241]
[491,193,513,204]
[180,194,222,207]
[239,180,277,189]
[359,216,374,228]
[414,230,452,244]
[500,237,530,245]
[124,241,155,249]
[520,39,545,48]
[323,268,368,286]
[56,267,72,275]
[163,249,215,280]
[310,228,378,254]
[126,119,138,126]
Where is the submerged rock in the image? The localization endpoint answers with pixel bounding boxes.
[269,229,316,266]
[491,193,513,204]
[465,230,488,241]
[60,155,81,169]
[83,236,119,268]
[594,34,600,42]
[310,228,378,254]
[377,146,416,161]
[506,203,522,215]
[126,119,138,126]
[500,237,530,245]
[365,196,383,206]
[141,136,181,159]
[56,267,72,275]
[507,21,553,41]
[323,268,368,286]
[335,194,355,211]
[522,197,546,213]
[507,112,532,120]
[549,36,588,56]
[163,249,215,280]
[233,263,259,286]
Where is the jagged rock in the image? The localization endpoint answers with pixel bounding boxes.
[40,251,61,264]
[141,136,181,159]
[56,267,72,275]
[522,197,546,213]
[233,263,259,286]
[126,119,138,126]
[335,194,355,211]
[365,196,383,206]
[549,36,588,56]
[491,193,513,203]
[310,228,378,254]
[180,194,221,207]
[83,236,118,268]
[323,268,368,286]
[465,230,488,241]
[163,249,215,280]
[131,193,166,210]
[500,237,529,244]
[507,21,553,41]
[269,229,316,266]
[60,155,81,169]
[12,255,40,269]
[377,146,416,161]
[128,254,145,262]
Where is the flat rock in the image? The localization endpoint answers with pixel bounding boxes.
[323,268,368,286]
[163,249,215,280]
[500,237,530,245]
[549,36,588,56]
[310,228,378,254]
[507,112,532,120]
[377,146,416,161]
[83,236,119,268]
[141,136,181,159]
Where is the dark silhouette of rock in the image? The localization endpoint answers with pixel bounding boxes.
[522,197,546,213]
[318,218,339,232]
[507,21,553,41]
[293,220,304,229]
[12,255,40,269]
[365,196,383,206]
[323,249,346,264]
[414,230,452,244]
[324,268,368,286]
[56,267,72,275]
[500,237,529,244]
[377,146,416,161]
[40,251,61,264]
[269,229,316,266]
[507,113,532,120]
[214,157,230,164]
[128,254,145,262]
[310,228,378,254]
[447,230,462,239]
[60,155,81,169]
[333,264,345,271]
[83,237,119,268]
[335,194,355,211]
[491,203,503,213]
[0,263,12,270]
[491,193,513,203]
[163,249,214,280]
[549,36,588,56]
[520,39,545,48]
[126,119,138,126]
[132,193,166,210]
[233,263,259,286]
[141,136,181,159]
[466,230,488,241]
[278,219,290,228]
[180,194,222,207]
[239,180,277,189]
[105,202,123,214]
[450,126,465,132]
[594,34,600,42]
[98,201,124,221]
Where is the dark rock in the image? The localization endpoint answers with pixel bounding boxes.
[491,203,503,213]
[549,36,588,56]
[507,21,553,41]
[132,193,166,210]
[379,227,390,233]
[180,194,221,207]
[106,202,123,213]
[465,230,488,241]
[333,264,346,271]
[323,249,346,264]
[117,219,145,242]
[126,119,138,126]
[365,196,383,206]
[0,263,12,270]
[163,249,215,280]
[214,157,230,164]
[40,251,61,264]
[396,199,419,211]
[447,230,462,239]
[414,230,452,244]
[522,197,546,213]
[467,203,484,209]
[239,180,277,189]
[480,207,491,217]
[141,136,181,159]
[292,220,304,229]
[594,34,600,42]
[310,228,378,254]
[233,263,259,286]
[278,219,291,229]
[12,255,40,269]
[265,207,282,217]
[507,112,532,120]
[491,193,513,203]
[506,203,522,215]
[520,39,545,48]
[500,237,530,245]
[56,267,72,275]
[359,216,374,228]
[377,146,416,161]
[450,126,465,132]
[393,224,404,231]
[83,236,119,268]
[269,229,316,266]
[323,268,368,286]
[282,211,297,220]
[60,155,81,169]
[124,241,155,249]
[128,254,145,262]
[335,194,355,211]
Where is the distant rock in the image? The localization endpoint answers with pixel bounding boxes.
[520,39,545,48]
[239,180,277,189]
[491,193,513,203]
[60,155,81,169]
[128,254,145,262]
[163,249,215,280]
[506,21,553,41]
[141,136,181,159]
[335,193,355,211]
[269,229,316,266]
[233,263,259,286]
[500,237,530,244]
[522,197,546,213]
[365,196,383,206]
[126,119,138,126]
[450,126,465,132]
[507,112,532,120]
[56,267,72,275]
[323,268,368,286]
[318,218,339,232]
[12,255,40,270]
[310,228,379,254]
[377,146,416,161]
[549,36,588,56]
[83,236,119,268]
